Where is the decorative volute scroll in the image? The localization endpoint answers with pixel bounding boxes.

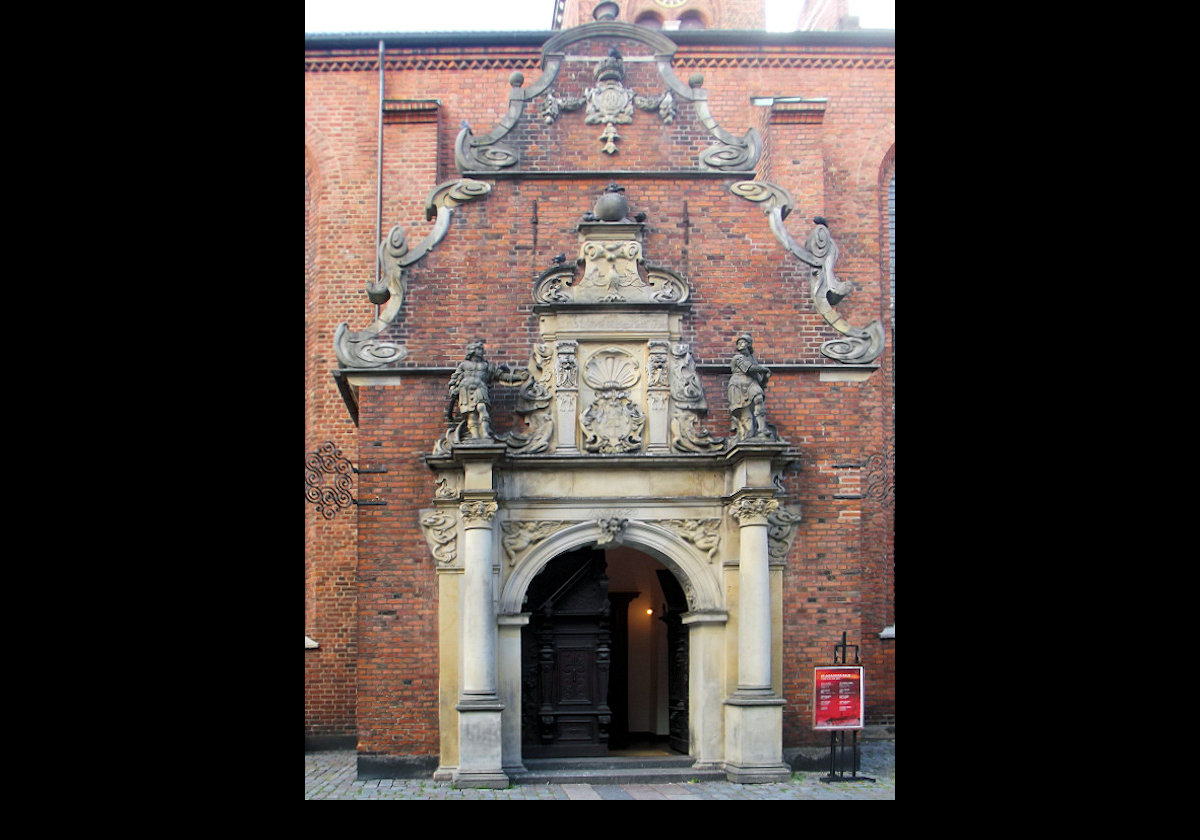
[499,343,556,454]
[766,506,803,563]
[668,343,724,452]
[419,509,458,566]
[455,19,761,174]
[334,179,492,368]
[730,180,885,365]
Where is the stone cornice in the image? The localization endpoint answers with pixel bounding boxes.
[307,52,893,74]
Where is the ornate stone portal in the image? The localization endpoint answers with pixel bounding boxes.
[423,185,802,788]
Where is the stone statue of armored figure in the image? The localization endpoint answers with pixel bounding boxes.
[727,333,777,442]
[447,340,529,441]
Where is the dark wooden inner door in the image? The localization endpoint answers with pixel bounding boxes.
[521,548,614,757]
[520,549,690,758]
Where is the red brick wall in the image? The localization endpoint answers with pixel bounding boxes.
[306,28,894,751]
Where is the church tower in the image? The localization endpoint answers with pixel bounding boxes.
[553,0,767,31]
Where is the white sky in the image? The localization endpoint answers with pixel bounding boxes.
[305,1,895,34]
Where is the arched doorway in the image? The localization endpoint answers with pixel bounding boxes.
[518,545,690,758]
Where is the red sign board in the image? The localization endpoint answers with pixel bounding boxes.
[813,666,865,730]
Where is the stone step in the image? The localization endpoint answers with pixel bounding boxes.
[510,756,727,785]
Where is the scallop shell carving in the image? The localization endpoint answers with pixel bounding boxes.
[583,349,641,391]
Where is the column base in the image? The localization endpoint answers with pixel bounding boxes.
[455,699,507,789]
[452,769,511,789]
[724,761,793,784]
[724,693,788,784]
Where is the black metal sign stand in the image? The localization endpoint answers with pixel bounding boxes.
[821,632,875,784]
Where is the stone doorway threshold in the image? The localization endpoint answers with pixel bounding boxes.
[511,737,724,785]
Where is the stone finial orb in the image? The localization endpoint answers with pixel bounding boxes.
[509,71,524,87]
[689,73,704,88]
[593,1,620,21]
[593,182,628,221]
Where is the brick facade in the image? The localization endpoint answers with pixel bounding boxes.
[306,4,893,758]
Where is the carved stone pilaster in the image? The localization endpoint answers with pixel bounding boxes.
[647,340,670,452]
[555,340,579,454]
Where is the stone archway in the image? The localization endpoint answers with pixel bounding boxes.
[496,518,728,770]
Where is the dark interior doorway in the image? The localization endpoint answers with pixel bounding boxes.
[520,547,689,758]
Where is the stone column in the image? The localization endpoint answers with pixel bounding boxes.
[454,497,508,789]
[732,497,776,693]
[724,494,790,783]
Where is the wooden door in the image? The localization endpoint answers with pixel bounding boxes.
[520,549,614,758]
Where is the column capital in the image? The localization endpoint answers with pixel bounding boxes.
[729,496,779,525]
[460,500,498,527]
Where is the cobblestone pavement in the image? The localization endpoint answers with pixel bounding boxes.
[306,742,894,800]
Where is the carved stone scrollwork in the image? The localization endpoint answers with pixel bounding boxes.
[645,267,690,303]
[730,180,884,365]
[455,122,519,172]
[500,520,569,566]
[420,510,458,565]
[699,137,762,172]
[534,265,578,304]
[668,343,724,453]
[502,343,556,455]
[334,179,492,368]
[656,519,721,561]
[580,240,644,301]
[766,506,802,562]
[305,441,356,519]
